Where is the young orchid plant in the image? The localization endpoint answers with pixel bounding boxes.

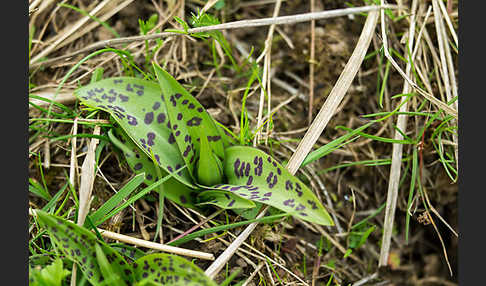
[74,63,334,226]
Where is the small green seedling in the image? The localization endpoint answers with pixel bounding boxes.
[74,63,334,226]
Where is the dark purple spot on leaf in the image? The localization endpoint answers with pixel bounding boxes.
[186,116,202,126]
[234,159,240,177]
[188,103,195,109]
[197,107,203,113]
[295,204,305,211]
[183,145,191,157]
[283,199,295,207]
[147,132,155,146]
[144,112,154,124]
[134,163,143,170]
[157,113,166,123]
[246,176,253,185]
[127,115,137,126]
[177,113,183,120]
[152,102,160,110]
[168,134,176,144]
[118,94,129,102]
[228,200,235,207]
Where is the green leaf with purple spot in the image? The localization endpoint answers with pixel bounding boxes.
[133,253,217,286]
[217,146,334,226]
[153,63,226,185]
[110,127,199,209]
[74,77,194,188]
[35,210,135,285]
[197,190,255,209]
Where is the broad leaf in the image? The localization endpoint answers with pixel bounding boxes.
[74,77,194,188]
[219,146,334,226]
[36,210,134,285]
[110,127,199,209]
[154,63,226,185]
[133,253,217,286]
[197,190,255,209]
[95,243,128,286]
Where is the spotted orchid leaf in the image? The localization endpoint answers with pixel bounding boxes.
[133,253,217,286]
[153,63,226,185]
[35,210,135,285]
[95,243,128,285]
[74,77,194,188]
[214,146,335,226]
[197,190,255,209]
[109,128,200,209]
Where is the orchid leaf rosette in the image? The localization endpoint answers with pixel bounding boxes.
[74,63,334,226]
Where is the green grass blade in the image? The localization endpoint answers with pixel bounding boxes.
[89,173,145,226]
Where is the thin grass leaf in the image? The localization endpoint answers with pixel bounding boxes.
[89,173,145,226]
[301,121,375,166]
[29,178,52,201]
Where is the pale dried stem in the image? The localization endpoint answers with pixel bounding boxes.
[61,0,135,52]
[432,0,458,167]
[31,0,116,63]
[437,0,458,47]
[30,5,396,70]
[421,190,453,276]
[205,10,379,279]
[77,125,101,225]
[378,0,417,267]
[254,0,282,144]
[308,0,316,124]
[285,10,379,173]
[241,262,265,286]
[95,228,214,260]
[69,118,78,189]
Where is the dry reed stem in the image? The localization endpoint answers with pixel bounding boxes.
[30,5,395,69]
[31,0,116,63]
[60,0,135,52]
[69,118,78,189]
[29,89,76,108]
[254,0,282,144]
[205,10,379,279]
[308,0,316,125]
[285,10,379,173]
[96,228,214,260]
[432,0,458,166]
[76,125,100,226]
[378,0,418,267]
